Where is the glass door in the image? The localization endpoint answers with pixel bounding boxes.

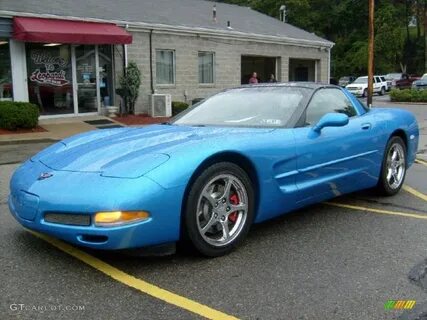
[98,45,114,107]
[75,45,98,114]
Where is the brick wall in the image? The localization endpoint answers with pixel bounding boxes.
[122,30,329,114]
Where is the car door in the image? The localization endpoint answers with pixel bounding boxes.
[374,76,381,92]
[293,88,382,204]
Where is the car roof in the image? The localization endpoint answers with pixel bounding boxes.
[232,82,338,91]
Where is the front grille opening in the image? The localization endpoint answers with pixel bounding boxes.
[79,235,108,243]
[44,213,91,226]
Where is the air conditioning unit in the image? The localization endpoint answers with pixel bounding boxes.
[151,94,172,117]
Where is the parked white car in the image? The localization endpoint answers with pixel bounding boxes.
[346,76,387,97]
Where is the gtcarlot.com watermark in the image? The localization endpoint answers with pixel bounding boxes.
[10,303,85,313]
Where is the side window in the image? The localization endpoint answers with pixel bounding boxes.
[305,88,357,126]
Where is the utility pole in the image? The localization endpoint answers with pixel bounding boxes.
[367,0,375,107]
[424,0,427,72]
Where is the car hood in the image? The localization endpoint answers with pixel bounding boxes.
[33,125,271,178]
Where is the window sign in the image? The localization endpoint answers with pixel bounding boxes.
[29,50,70,86]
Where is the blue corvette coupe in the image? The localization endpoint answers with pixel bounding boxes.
[9,83,419,256]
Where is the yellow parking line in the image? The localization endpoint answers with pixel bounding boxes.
[415,158,427,167]
[27,230,239,320]
[403,185,427,202]
[324,202,427,220]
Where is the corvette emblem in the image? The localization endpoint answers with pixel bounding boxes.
[38,172,53,180]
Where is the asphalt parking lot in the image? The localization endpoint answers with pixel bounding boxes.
[1,100,427,320]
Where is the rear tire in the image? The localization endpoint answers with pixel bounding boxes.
[183,162,254,257]
[375,136,407,196]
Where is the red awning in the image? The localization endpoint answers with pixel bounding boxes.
[13,17,132,45]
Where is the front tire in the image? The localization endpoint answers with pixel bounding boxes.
[362,89,368,97]
[380,87,385,96]
[376,136,407,196]
[183,162,254,257]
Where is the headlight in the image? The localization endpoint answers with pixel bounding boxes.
[94,211,150,227]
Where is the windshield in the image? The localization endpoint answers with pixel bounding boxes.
[173,87,311,127]
[353,77,368,84]
[385,73,401,80]
[421,74,427,80]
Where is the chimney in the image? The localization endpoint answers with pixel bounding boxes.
[279,5,286,22]
[213,4,217,22]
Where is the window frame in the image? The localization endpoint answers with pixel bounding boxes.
[198,51,215,85]
[0,38,13,101]
[155,49,176,86]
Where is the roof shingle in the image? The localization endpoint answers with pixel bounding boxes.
[1,0,332,45]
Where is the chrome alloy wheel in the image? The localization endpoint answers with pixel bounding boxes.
[196,174,248,247]
[386,143,406,189]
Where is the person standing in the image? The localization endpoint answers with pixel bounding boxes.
[249,72,258,84]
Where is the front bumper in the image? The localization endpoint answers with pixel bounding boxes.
[8,160,184,250]
[347,88,364,96]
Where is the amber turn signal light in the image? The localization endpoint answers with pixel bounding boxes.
[94,211,150,227]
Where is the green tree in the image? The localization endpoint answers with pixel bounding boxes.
[219,0,422,77]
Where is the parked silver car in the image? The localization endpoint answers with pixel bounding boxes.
[412,73,427,90]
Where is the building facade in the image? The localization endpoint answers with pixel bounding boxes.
[0,0,333,118]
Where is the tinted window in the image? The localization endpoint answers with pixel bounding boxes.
[305,88,357,126]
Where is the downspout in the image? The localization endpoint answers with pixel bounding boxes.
[121,24,129,114]
[124,24,129,68]
[149,29,154,94]
[327,47,331,84]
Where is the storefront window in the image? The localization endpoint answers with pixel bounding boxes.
[26,43,74,115]
[0,39,13,101]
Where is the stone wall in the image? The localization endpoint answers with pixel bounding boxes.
[122,30,329,114]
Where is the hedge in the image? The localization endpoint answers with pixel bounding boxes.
[0,101,39,130]
[389,89,427,102]
[172,101,189,116]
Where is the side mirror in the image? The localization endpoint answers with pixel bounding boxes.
[313,113,349,133]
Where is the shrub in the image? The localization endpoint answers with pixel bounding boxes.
[0,101,39,130]
[117,62,141,114]
[172,101,189,116]
[390,89,427,102]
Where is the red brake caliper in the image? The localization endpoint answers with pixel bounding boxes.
[228,193,239,223]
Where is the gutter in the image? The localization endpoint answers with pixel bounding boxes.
[0,10,334,49]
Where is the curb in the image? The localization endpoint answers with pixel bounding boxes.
[0,138,58,146]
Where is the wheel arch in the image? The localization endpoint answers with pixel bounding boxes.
[180,151,260,230]
[390,129,408,150]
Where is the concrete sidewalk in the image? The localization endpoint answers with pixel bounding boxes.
[0,115,120,145]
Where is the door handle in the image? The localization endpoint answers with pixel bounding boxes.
[361,123,371,130]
